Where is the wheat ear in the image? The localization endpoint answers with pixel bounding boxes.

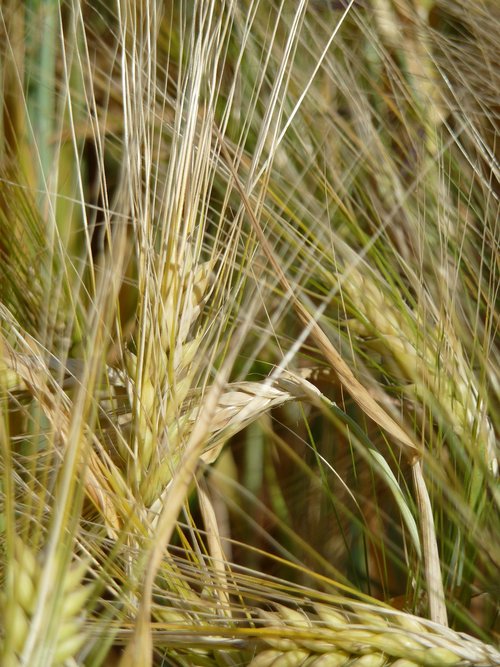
[343,266,497,483]
[248,601,500,666]
[0,538,91,667]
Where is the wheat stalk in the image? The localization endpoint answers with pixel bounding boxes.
[318,260,498,621]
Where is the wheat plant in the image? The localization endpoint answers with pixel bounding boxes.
[0,1,498,666]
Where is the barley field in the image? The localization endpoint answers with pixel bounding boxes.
[0,1,498,665]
